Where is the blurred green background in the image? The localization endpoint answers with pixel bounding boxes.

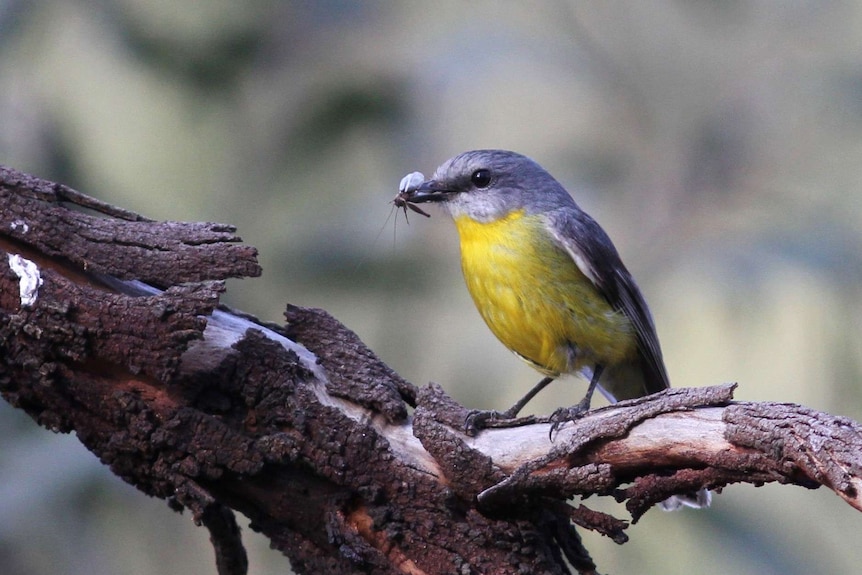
[2,1,862,574]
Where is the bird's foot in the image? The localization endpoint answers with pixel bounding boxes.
[463,409,539,436]
[548,397,592,440]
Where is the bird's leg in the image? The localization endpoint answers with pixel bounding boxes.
[464,376,555,436]
[500,375,556,418]
[549,365,604,439]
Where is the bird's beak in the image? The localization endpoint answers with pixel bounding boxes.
[405,180,455,203]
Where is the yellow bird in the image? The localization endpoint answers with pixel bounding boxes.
[399,150,709,508]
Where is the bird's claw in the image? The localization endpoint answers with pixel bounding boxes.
[463,409,539,436]
[548,398,591,440]
[464,409,507,436]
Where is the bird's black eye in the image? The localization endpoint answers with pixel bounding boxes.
[471,169,492,189]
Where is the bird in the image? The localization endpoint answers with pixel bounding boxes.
[398,149,709,509]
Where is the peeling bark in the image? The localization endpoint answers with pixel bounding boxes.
[2,165,861,575]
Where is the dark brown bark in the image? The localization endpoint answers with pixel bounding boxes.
[1,165,860,575]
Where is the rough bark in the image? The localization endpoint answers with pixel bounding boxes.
[2,165,861,575]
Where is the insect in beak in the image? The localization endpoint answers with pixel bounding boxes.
[392,171,431,222]
[392,191,431,221]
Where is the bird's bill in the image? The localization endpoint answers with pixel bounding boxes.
[402,180,455,203]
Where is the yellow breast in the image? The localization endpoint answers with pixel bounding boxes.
[453,210,637,376]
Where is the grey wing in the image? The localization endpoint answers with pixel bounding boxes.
[543,208,670,395]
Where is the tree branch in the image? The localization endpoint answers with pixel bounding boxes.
[2,165,861,575]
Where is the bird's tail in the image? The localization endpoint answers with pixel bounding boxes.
[592,362,713,511]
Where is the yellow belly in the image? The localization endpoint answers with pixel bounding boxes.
[454,210,637,376]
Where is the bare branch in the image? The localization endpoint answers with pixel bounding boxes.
[2,165,861,575]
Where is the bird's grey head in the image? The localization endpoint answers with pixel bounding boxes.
[406,150,577,222]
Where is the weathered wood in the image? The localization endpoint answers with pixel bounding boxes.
[2,165,861,575]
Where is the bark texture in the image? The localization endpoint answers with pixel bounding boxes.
[2,165,861,575]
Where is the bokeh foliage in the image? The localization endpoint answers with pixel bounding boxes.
[1,2,861,574]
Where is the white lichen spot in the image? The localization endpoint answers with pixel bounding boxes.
[10,220,29,233]
[7,254,43,308]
